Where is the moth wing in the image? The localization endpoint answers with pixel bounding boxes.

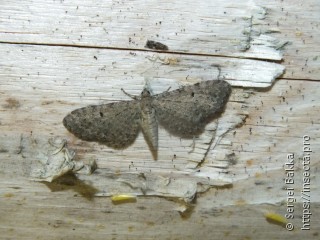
[152,80,231,138]
[63,101,141,149]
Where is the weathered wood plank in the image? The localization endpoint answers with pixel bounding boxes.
[1,0,319,239]
[0,1,282,59]
[0,43,284,182]
[256,0,320,80]
[1,0,319,80]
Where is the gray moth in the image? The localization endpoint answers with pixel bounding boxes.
[63,80,231,159]
[145,40,169,51]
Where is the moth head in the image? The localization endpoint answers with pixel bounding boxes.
[141,88,152,97]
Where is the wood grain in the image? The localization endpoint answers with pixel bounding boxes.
[0,0,319,239]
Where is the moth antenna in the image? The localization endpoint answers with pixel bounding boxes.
[121,88,139,100]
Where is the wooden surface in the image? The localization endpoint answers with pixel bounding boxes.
[1,0,320,239]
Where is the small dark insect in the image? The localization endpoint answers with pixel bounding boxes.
[63,80,231,159]
[145,40,169,51]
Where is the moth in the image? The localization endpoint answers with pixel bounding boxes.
[145,40,169,51]
[63,80,231,159]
